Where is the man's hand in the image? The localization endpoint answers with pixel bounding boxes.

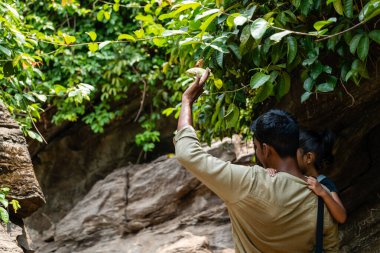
[306,176,327,197]
[182,68,211,104]
[177,68,211,131]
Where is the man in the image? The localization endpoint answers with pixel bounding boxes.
[174,69,339,252]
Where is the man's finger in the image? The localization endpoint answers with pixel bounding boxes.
[194,74,201,85]
[199,68,210,85]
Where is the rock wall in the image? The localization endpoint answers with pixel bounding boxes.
[0,103,45,218]
[28,141,240,253]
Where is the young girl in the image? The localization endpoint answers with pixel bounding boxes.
[267,129,347,224]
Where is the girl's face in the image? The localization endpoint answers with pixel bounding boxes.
[297,148,309,174]
[297,148,316,175]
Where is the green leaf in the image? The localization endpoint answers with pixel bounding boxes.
[333,0,344,15]
[310,63,323,79]
[88,43,99,52]
[23,93,35,102]
[104,12,111,21]
[0,199,8,208]
[359,0,380,21]
[357,35,369,61]
[250,18,268,40]
[250,72,271,89]
[0,207,9,224]
[226,13,240,28]
[253,83,273,103]
[200,13,219,32]
[234,15,248,26]
[349,34,363,54]
[99,41,111,50]
[134,29,145,39]
[195,9,220,21]
[313,18,337,31]
[153,38,166,47]
[113,3,120,12]
[316,83,334,92]
[228,44,242,60]
[171,1,202,16]
[343,0,353,18]
[162,108,175,116]
[287,36,297,64]
[240,25,251,45]
[352,59,370,79]
[3,61,15,77]
[9,200,20,213]
[0,45,12,57]
[215,51,224,68]
[162,30,187,37]
[63,34,76,44]
[225,103,239,129]
[3,3,20,19]
[214,78,223,89]
[369,30,380,44]
[301,91,312,103]
[86,31,97,41]
[33,93,47,102]
[118,34,136,42]
[303,77,314,91]
[97,10,104,21]
[316,76,337,92]
[210,43,229,53]
[278,72,291,98]
[270,30,293,43]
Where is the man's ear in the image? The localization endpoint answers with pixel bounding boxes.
[262,143,270,159]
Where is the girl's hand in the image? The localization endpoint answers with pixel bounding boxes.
[266,168,277,177]
[306,176,326,196]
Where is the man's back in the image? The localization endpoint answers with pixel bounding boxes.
[227,166,338,252]
[175,126,339,253]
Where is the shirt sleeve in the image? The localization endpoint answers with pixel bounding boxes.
[174,126,254,203]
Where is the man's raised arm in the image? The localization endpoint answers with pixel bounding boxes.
[174,68,253,203]
[177,68,210,131]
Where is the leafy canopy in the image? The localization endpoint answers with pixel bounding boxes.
[0,0,379,149]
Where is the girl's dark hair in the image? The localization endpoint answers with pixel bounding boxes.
[299,129,336,172]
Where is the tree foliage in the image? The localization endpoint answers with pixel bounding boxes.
[0,0,380,150]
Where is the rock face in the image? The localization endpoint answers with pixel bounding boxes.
[0,223,23,253]
[30,140,240,253]
[0,103,45,218]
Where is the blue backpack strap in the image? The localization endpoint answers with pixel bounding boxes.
[317,174,327,183]
[315,196,324,253]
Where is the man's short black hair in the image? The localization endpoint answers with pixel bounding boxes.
[251,109,299,158]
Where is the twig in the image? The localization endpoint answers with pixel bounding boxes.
[340,79,355,107]
[315,21,367,42]
[132,66,148,122]
[208,83,249,95]
[98,0,144,8]
[27,109,48,144]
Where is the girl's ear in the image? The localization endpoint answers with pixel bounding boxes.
[305,152,316,164]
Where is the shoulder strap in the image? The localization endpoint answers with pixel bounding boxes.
[315,196,324,253]
[316,174,327,183]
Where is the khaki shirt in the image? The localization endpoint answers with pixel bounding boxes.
[174,126,339,253]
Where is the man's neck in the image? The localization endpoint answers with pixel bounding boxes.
[271,157,305,181]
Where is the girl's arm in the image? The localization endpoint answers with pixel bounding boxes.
[306,177,347,224]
